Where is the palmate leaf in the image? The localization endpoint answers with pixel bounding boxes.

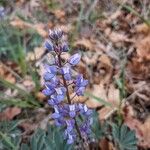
[112,124,137,150]
[45,125,73,150]
[21,124,73,150]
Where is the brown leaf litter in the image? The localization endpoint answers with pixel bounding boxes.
[0,107,21,121]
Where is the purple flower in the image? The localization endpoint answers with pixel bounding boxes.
[48,99,56,106]
[61,42,69,52]
[42,28,93,145]
[42,88,53,96]
[42,82,55,96]
[55,118,65,126]
[48,95,63,106]
[61,66,71,80]
[49,28,63,41]
[75,87,85,96]
[75,74,88,87]
[45,65,57,74]
[50,76,59,85]
[67,134,74,144]
[55,87,66,95]
[74,74,88,96]
[51,105,61,119]
[78,104,93,116]
[69,104,76,118]
[44,65,57,80]
[44,40,53,51]
[66,119,75,132]
[69,53,81,66]
[55,87,66,101]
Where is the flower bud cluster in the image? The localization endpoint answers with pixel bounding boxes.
[42,28,93,144]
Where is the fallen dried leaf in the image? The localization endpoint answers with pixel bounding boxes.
[10,18,47,37]
[27,47,46,61]
[136,36,150,61]
[0,107,21,121]
[99,138,116,150]
[23,77,35,92]
[36,92,46,102]
[74,38,93,50]
[108,31,129,43]
[53,9,65,19]
[135,23,150,34]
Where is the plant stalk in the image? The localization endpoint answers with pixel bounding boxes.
[57,53,85,149]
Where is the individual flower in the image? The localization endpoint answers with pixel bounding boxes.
[48,98,57,106]
[67,134,74,144]
[75,74,88,87]
[69,104,76,118]
[55,87,66,101]
[61,65,72,80]
[54,118,65,127]
[75,87,86,96]
[42,82,55,96]
[69,53,81,66]
[48,95,62,106]
[61,42,69,52]
[49,76,59,87]
[44,65,57,80]
[78,103,93,116]
[51,105,61,119]
[49,28,63,41]
[44,40,54,51]
[74,74,88,96]
[66,119,75,132]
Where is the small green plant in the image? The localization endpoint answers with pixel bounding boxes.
[0,120,22,150]
[112,123,137,150]
[0,18,43,109]
[21,125,73,150]
[0,20,42,74]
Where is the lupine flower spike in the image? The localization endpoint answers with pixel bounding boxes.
[42,28,93,145]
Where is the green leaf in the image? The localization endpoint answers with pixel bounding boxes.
[91,111,104,140]
[0,77,29,96]
[122,5,150,26]
[0,78,41,108]
[21,144,30,150]
[20,124,74,150]
[0,120,22,150]
[85,92,112,107]
[0,98,34,108]
[0,131,16,150]
[30,128,46,150]
[112,124,137,150]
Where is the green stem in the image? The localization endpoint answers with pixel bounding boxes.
[0,131,16,150]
